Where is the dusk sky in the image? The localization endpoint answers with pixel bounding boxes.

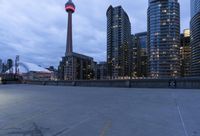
[0,0,190,67]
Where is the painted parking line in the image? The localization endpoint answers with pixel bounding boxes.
[99,120,112,136]
[171,93,189,136]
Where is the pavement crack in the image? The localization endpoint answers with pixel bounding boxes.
[52,117,91,136]
[2,122,49,136]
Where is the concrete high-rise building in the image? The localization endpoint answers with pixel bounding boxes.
[131,35,138,78]
[135,32,148,77]
[58,0,96,80]
[190,0,200,77]
[107,6,132,79]
[180,29,191,77]
[58,53,96,80]
[148,0,180,78]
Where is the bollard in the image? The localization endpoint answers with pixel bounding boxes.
[168,80,176,88]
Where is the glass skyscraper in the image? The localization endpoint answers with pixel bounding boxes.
[191,0,200,17]
[148,0,180,78]
[107,6,132,79]
[135,32,148,77]
[190,0,200,77]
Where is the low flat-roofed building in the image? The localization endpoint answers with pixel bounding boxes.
[58,52,96,80]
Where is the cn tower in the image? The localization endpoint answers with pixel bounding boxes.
[65,0,75,55]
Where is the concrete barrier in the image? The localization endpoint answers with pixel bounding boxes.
[75,80,130,88]
[176,78,200,89]
[0,74,22,85]
[22,78,200,89]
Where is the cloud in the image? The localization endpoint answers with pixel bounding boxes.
[0,0,190,67]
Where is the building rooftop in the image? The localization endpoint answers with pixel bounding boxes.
[0,85,199,136]
[65,52,94,61]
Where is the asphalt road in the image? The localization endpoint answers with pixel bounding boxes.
[0,85,200,136]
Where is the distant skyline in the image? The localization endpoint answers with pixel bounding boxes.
[0,0,190,67]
